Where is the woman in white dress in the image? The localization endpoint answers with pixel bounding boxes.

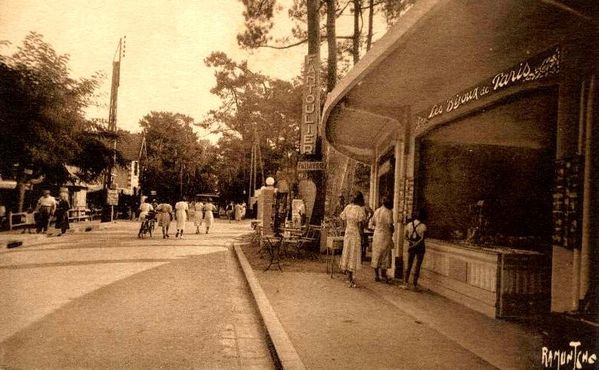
[174,198,189,239]
[339,191,367,288]
[203,198,217,234]
[370,197,394,283]
[156,202,173,239]
[193,201,204,234]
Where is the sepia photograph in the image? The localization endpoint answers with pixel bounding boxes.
[0,0,598,369]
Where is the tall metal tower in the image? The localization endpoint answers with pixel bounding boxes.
[106,36,126,188]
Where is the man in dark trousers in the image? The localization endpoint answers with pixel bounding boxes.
[402,209,427,291]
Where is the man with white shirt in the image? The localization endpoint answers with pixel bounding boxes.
[35,190,56,233]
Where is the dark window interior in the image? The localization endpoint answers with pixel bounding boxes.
[417,88,557,251]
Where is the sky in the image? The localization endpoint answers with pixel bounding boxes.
[0,0,307,137]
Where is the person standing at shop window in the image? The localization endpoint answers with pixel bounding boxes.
[339,191,367,288]
[402,209,427,291]
[371,197,394,283]
[35,190,56,233]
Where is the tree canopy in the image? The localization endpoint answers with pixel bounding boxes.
[0,32,120,187]
[200,52,302,201]
[139,111,216,204]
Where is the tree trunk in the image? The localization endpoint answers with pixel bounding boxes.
[17,181,27,213]
[367,0,374,51]
[326,0,337,92]
[352,0,361,64]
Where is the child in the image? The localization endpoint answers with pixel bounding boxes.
[22,208,35,234]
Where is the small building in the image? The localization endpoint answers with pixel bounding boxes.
[322,0,598,318]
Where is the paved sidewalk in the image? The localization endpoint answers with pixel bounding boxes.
[0,220,104,250]
[236,243,543,370]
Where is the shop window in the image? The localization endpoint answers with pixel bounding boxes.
[417,88,557,251]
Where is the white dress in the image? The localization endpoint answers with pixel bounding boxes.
[174,201,188,230]
[193,202,204,226]
[339,204,367,272]
[203,203,216,229]
[370,206,394,269]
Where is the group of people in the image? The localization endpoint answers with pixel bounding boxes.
[224,201,246,222]
[138,197,218,239]
[338,191,427,290]
[25,189,71,235]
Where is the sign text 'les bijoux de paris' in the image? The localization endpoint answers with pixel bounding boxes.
[415,46,560,131]
[301,54,320,155]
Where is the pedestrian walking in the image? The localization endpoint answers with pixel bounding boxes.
[54,191,70,236]
[402,209,427,291]
[240,202,246,219]
[137,198,154,238]
[174,197,189,239]
[203,198,217,234]
[234,202,242,222]
[339,191,368,288]
[156,201,173,239]
[193,200,204,234]
[225,201,234,222]
[371,197,394,283]
[35,190,56,233]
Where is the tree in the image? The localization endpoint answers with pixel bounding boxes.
[0,32,119,211]
[238,0,414,90]
[138,111,215,204]
[201,52,302,201]
[236,0,415,213]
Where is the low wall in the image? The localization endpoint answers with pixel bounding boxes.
[418,239,551,318]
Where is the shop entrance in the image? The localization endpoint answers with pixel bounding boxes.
[417,88,558,252]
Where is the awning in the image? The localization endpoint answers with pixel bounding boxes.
[322,0,597,163]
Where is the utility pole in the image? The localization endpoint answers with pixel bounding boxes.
[105,36,125,222]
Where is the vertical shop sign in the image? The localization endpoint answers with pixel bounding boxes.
[301,54,320,155]
[552,157,582,249]
[403,178,415,220]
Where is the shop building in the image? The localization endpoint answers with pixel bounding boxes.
[322,0,598,318]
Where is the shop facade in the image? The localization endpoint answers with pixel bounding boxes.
[322,0,598,318]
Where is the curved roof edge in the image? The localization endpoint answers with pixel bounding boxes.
[321,0,446,147]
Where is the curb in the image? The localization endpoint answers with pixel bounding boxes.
[233,243,306,370]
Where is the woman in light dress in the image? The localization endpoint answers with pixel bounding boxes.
[339,191,367,288]
[156,202,173,239]
[174,198,189,239]
[193,201,204,234]
[203,198,217,234]
[370,197,394,283]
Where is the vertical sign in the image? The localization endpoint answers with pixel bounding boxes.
[552,156,582,249]
[301,54,320,155]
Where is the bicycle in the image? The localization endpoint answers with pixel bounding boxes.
[138,211,156,238]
